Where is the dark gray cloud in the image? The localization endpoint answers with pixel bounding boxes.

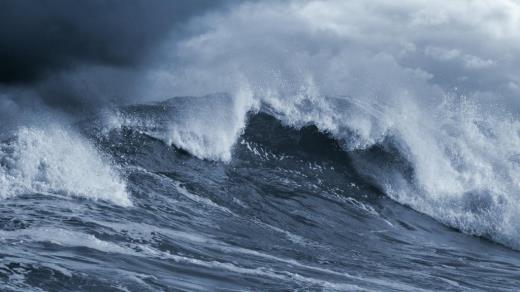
[0,0,232,85]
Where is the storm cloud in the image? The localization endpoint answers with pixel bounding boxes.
[0,0,232,85]
[1,0,520,112]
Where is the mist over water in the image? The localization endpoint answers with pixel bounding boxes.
[1,0,520,291]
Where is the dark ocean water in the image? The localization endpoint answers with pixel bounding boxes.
[1,99,520,291]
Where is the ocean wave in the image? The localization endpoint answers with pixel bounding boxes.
[96,91,520,250]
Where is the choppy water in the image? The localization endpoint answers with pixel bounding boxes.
[1,97,520,291]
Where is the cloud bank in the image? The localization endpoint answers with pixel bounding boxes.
[1,0,520,115]
[0,0,236,109]
[145,0,520,111]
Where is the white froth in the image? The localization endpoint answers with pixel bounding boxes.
[0,125,131,206]
[159,89,258,162]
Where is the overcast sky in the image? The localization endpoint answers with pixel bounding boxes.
[1,0,519,112]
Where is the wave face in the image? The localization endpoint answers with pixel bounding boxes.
[1,97,520,291]
[265,94,520,250]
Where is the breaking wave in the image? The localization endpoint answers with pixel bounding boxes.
[0,124,130,206]
[98,90,520,251]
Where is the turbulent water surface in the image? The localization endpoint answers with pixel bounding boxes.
[1,96,520,291]
[2,0,520,291]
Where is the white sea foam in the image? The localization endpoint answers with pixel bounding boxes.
[0,125,131,206]
[162,90,258,162]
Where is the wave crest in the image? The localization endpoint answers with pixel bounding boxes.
[0,125,130,206]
